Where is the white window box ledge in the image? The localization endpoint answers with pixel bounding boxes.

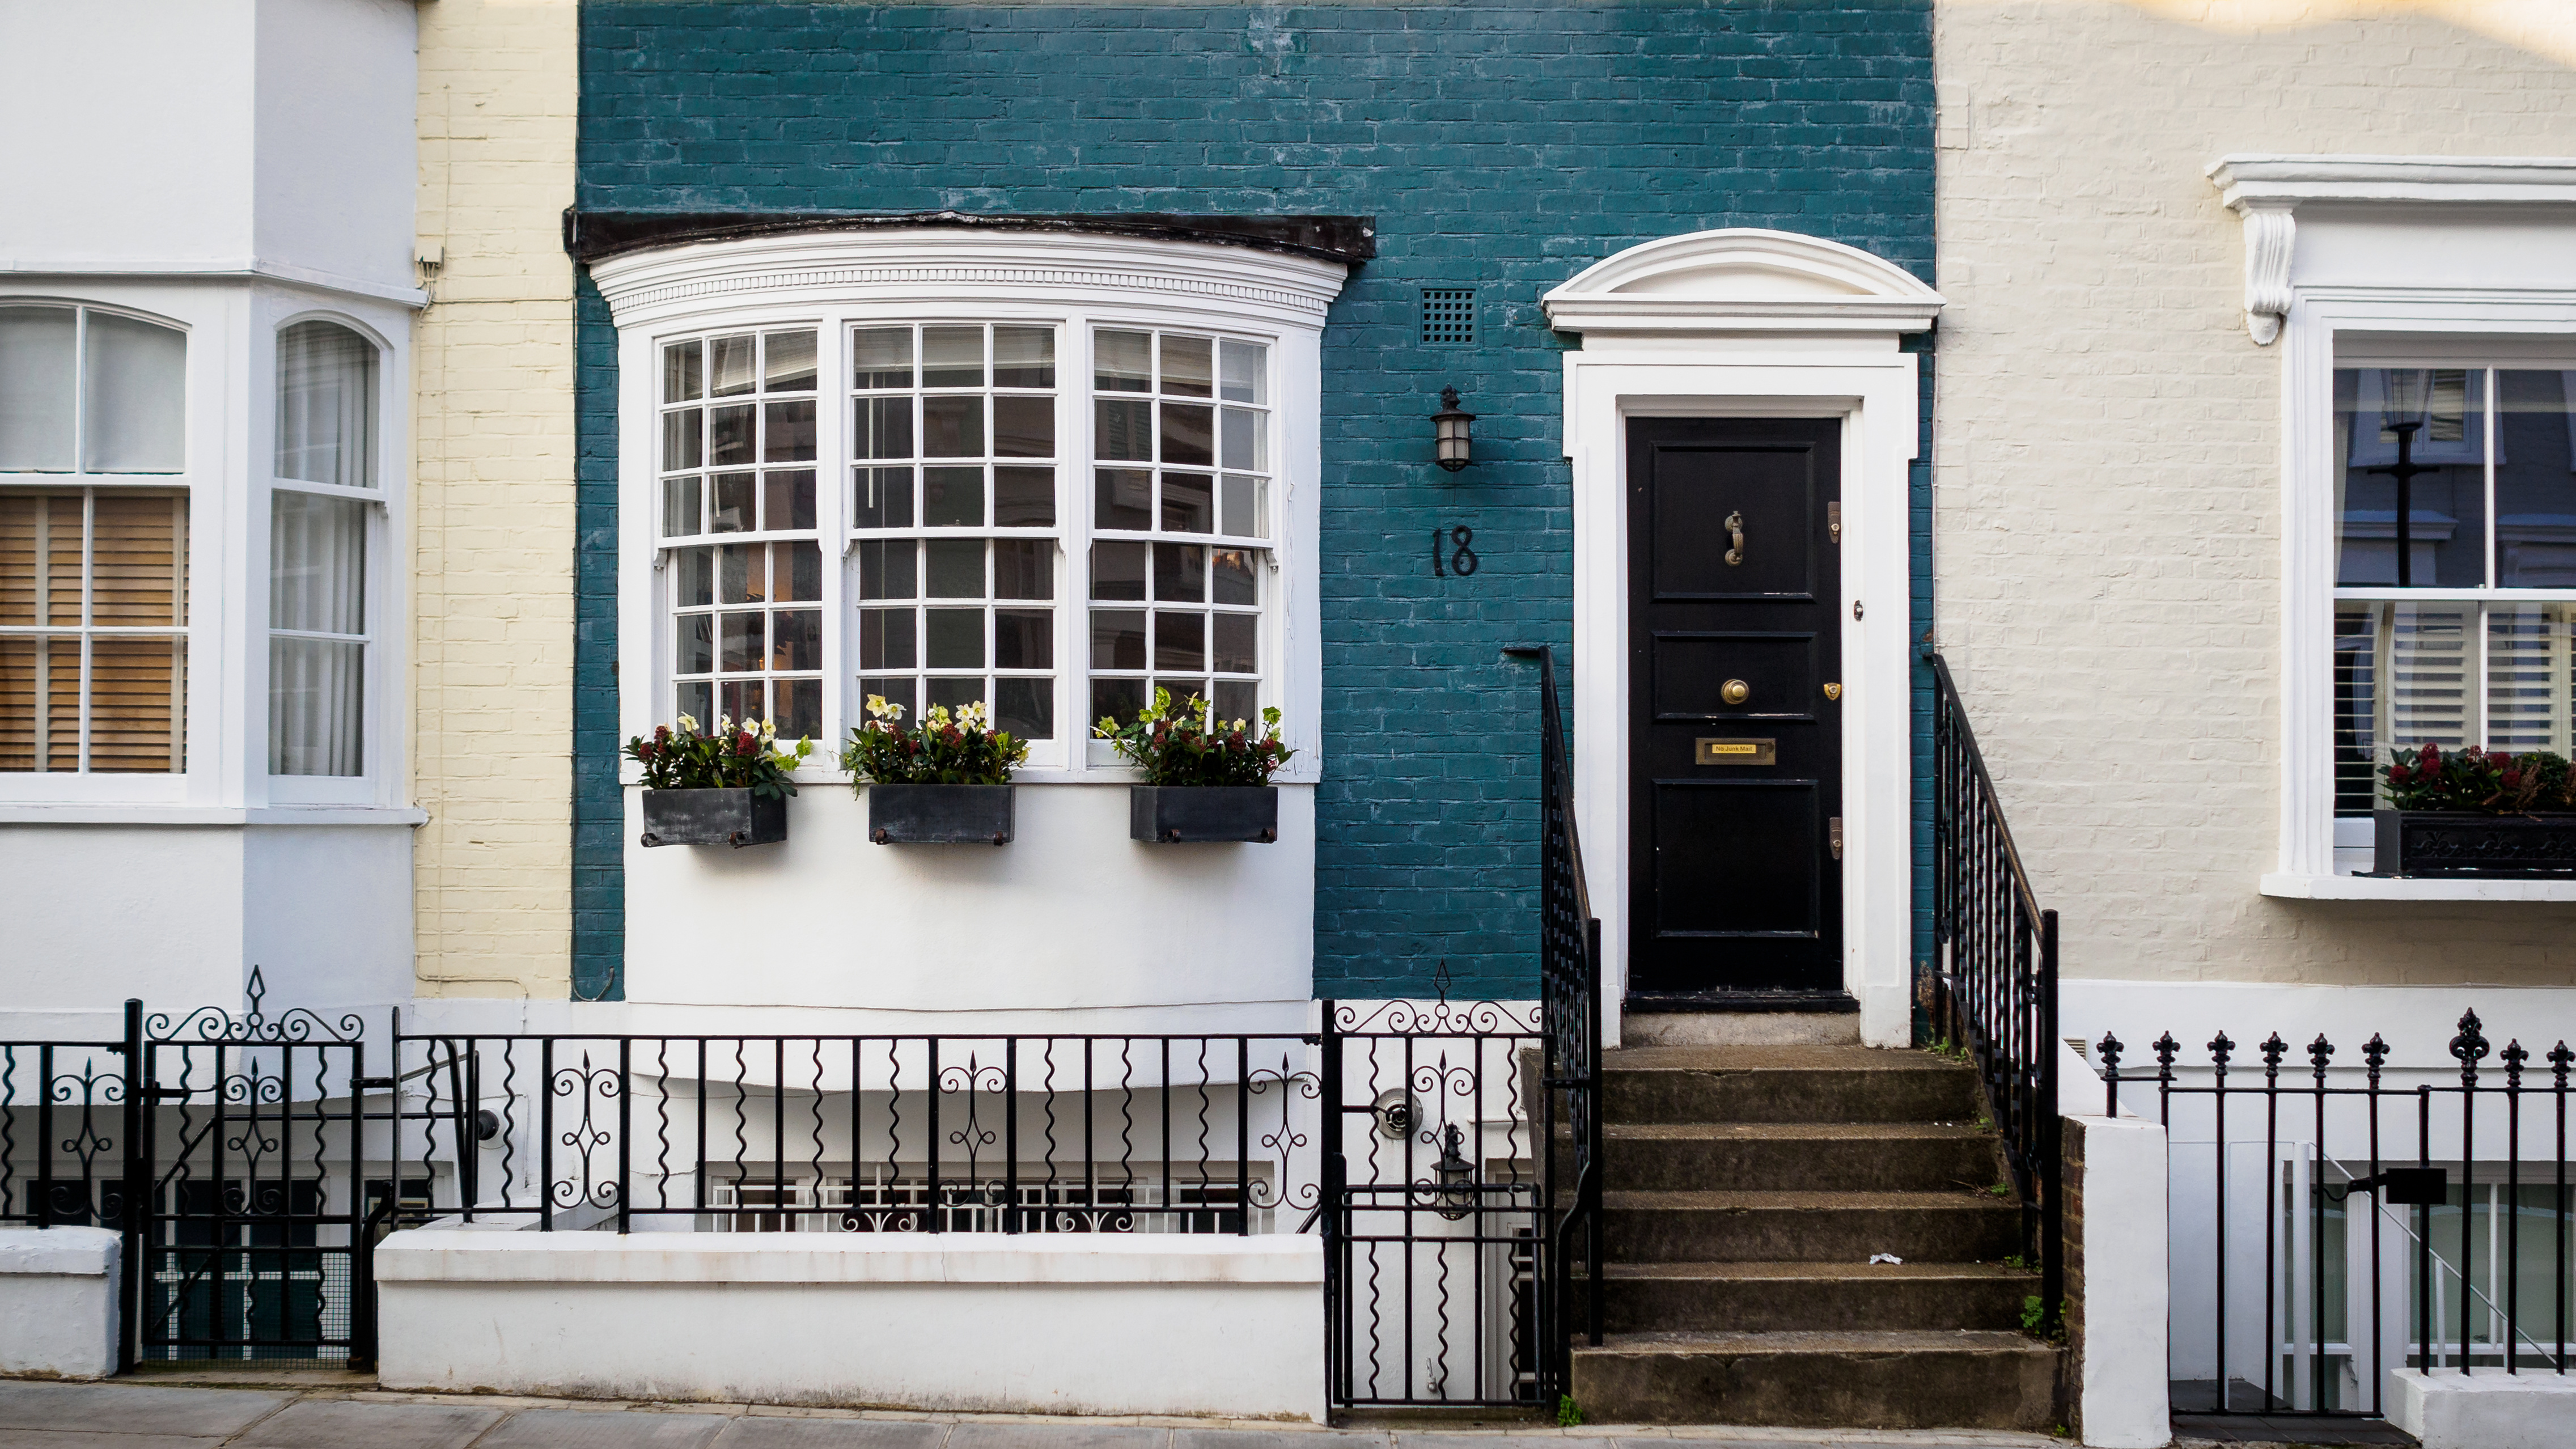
[2261,872,2576,902]
[0,804,427,827]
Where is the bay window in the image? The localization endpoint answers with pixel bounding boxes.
[269,320,379,778]
[0,303,189,774]
[2332,366,2576,814]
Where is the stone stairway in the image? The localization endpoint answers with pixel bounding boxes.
[1565,1045,2064,1430]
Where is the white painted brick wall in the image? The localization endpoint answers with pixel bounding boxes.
[1934,2,2576,986]
[410,0,579,999]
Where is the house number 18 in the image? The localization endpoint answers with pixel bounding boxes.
[1431,526,1478,578]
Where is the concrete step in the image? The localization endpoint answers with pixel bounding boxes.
[1569,1329,2062,1430]
[1574,1260,2040,1334]
[1580,1122,2005,1194]
[1602,1189,2025,1264]
[1601,1046,1985,1126]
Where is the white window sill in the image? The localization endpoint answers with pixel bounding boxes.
[0,804,427,827]
[2261,872,2576,902]
[619,769,1322,789]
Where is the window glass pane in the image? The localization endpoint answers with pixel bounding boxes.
[994,467,1054,527]
[1161,336,1213,398]
[1095,468,1152,530]
[1091,541,1147,601]
[663,476,701,537]
[994,539,1051,599]
[663,410,702,471]
[1155,677,1210,711]
[719,543,756,603]
[1095,331,1152,393]
[2342,600,2472,756]
[2333,603,2377,817]
[1153,542,1205,602]
[764,331,817,392]
[663,340,704,404]
[923,538,984,598]
[679,614,714,674]
[1213,679,1256,726]
[269,634,359,776]
[711,472,755,533]
[84,313,186,473]
[40,492,79,626]
[720,612,763,672]
[1092,676,1145,726]
[1095,399,1153,462]
[1153,611,1204,671]
[764,399,816,463]
[677,546,714,607]
[269,492,365,634]
[922,327,985,389]
[771,610,823,671]
[927,676,985,714]
[1213,613,1257,675]
[774,678,821,740]
[857,467,914,529]
[0,307,77,471]
[779,541,823,602]
[90,490,185,629]
[677,680,714,727]
[925,608,984,668]
[856,397,913,460]
[921,396,984,457]
[1160,403,1213,467]
[994,608,1052,669]
[1218,340,1266,405]
[859,677,915,722]
[1160,473,1213,533]
[2496,371,2576,587]
[992,395,1054,458]
[1091,609,1146,669]
[858,608,916,670]
[2336,367,2487,587]
[276,321,376,488]
[764,470,816,532]
[854,328,913,390]
[1220,408,1264,472]
[710,334,757,397]
[994,676,1053,741]
[1220,474,1263,539]
[710,404,755,466]
[2486,602,2576,755]
[922,467,984,527]
[1211,546,1257,606]
[92,635,185,773]
[994,327,1055,388]
[0,495,29,625]
[858,539,915,600]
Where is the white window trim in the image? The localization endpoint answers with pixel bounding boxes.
[2211,154,2576,901]
[593,229,1344,786]
[1543,228,1942,1051]
[0,278,414,817]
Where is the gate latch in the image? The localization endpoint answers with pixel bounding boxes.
[1830,817,1844,861]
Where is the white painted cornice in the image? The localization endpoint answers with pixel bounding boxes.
[2208,153,2576,345]
[588,228,1350,332]
[1540,228,1942,338]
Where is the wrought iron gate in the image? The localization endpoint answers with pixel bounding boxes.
[130,976,382,1366]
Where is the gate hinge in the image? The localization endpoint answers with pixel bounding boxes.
[1831,817,1844,861]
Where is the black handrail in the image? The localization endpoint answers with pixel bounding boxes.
[1506,643,1605,1383]
[1928,653,2063,1338]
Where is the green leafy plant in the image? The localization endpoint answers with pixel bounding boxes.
[624,714,812,799]
[1094,688,1293,787]
[1555,1394,1584,1427]
[2382,742,2576,814]
[2002,1253,2030,1270]
[1986,1183,2014,1198]
[840,696,1028,787]
[2020,1295,2069,1342]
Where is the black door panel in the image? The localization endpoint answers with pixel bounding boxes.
[1628,419,1842,999]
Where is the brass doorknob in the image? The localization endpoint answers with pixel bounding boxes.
[1721,679,1749,705]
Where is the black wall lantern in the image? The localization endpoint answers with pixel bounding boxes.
[1431,387,1476,472]
[1433,1122,1477,1219]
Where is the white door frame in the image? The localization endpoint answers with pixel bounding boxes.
[1543,229,1942,1049]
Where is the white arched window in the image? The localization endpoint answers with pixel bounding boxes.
[0,302,189,774]
[268,319,378,778]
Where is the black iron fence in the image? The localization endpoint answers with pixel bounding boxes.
[1927,653,2064,1336]
[2103,1011,2574,1417]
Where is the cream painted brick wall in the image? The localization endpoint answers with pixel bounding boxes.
[410,0,578,999]
[1935,2,2576,986]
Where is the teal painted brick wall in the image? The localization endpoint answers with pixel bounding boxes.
[574,0,1935,1002]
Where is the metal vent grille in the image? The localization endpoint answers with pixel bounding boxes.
[1421,289,1476,346]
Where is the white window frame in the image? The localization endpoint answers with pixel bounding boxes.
[264,309,398,804]
[594,230,1342,786]
[2211,154,2576,900]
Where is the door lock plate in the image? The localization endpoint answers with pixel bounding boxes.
[1831,816,1844,861]
[1696,737,1777,766]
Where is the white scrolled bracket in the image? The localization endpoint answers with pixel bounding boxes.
[2231,200,2296,346]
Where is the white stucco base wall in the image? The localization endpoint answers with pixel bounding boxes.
[2065,1107,2170,1449]
[0,1228,120,1380]
[376,1228,1324,1420]
[2392,1368,2576,1449]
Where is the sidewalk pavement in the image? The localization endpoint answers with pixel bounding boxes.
[0,1379,2084,1449]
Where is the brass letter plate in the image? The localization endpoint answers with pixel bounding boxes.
[1696,737,1776,766]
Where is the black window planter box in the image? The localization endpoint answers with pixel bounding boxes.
[2372,809,2576,878]
[1129,785,1278,844]
[639,788,787,849]
[867,783,1014,845]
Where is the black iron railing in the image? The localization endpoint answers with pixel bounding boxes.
[2103,1011,2573,1416]
[1928,653,2063,1337]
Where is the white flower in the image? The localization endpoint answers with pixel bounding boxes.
[676,714,700,734]
[716,714,735,735]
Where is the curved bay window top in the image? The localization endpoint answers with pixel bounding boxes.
[595,226,1343,779]
[0,302,189,776]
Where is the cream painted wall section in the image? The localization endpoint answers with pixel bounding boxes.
[1933,2,2576,985]
[413,0,580,998]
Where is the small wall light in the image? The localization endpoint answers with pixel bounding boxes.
[1431,386,1476,472]
[1434,1122,1477,1220]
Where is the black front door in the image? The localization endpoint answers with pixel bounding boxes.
[1626,418,1843,1001]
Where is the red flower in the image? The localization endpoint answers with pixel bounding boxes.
[2419,742,2441,766]
[655,724,671,744]
[2389,763,2413,785]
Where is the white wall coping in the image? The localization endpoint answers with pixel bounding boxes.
[0,1227,118,1276]
[376,1228,1324,1286]
[2392,1367,2576,1449]
[2260,872,2576,901]
[2209,153,2576,206]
